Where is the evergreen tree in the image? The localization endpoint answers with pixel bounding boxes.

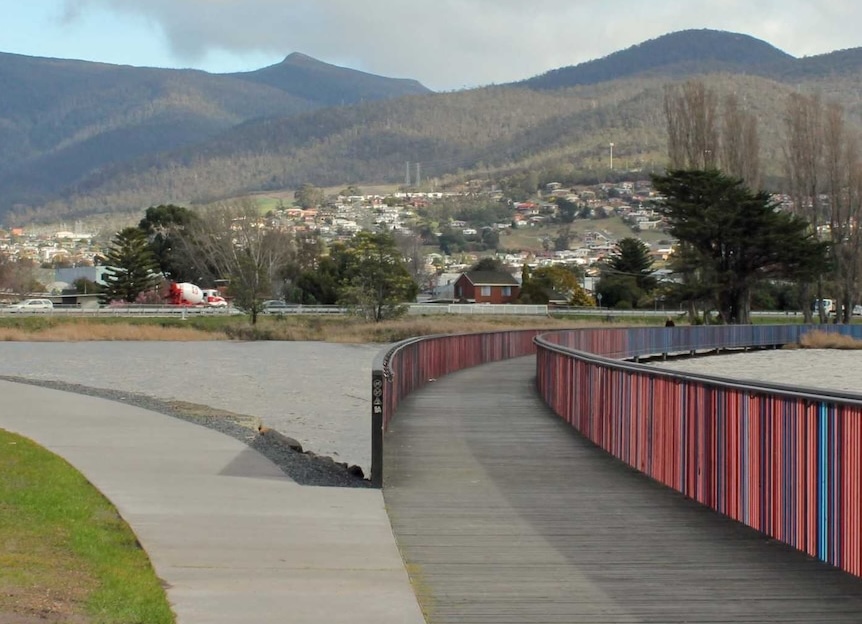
[519,264,593,306]
[652,169,828,324]
[138,204,199,282]
[102,227,161,303]
[294,184,325,209]
[330,231,419,322]
[295,256,340,305]
[606,237,656,291]
[554,197,579,223]
[470,257,506,272]
[595,237,655,309]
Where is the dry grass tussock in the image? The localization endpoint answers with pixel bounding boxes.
[0,323,221,342]
[237,315,600,343]
[799,330,862,350]
[0,315,599,343]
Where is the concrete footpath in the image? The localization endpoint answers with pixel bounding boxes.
[0,380,425,624]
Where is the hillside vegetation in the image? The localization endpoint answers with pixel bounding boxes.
[0,52,429,221]
[6,29,862,225]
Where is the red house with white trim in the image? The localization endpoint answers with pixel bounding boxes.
[454,271,521,304]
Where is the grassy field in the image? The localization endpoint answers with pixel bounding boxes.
[0,429,174,623]
[499,215,670,253]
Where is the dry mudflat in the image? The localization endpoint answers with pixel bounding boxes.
[650,348,862,394]
[0,341,382,472]
[3,343,859,477]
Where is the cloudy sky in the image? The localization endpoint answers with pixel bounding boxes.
[2,1,860,90]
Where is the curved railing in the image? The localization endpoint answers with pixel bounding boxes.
[535,324,862,577]
[370,324,809,486]
[370,329,550,486]
[372,323,862,576]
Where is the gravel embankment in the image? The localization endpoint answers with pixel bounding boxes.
[0,342,386,488]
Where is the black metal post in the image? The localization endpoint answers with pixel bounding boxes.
[371,371,384,488]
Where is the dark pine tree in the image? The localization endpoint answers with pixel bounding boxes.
[606,237,656,291]
[138,204,199,282]
[652,169,827,324]
[102,227,161,303]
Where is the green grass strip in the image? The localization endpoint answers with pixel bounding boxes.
[0,429,175,623]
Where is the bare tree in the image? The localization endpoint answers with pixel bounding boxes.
[183,199,294,324]
[823,103,862,323]
[664,80,719,170]
[846,137,862,320]
[720,93,761,189]
[663,79,720,323]
[783,92,825,323]
[0,252,44,297]
[394,231,433,292]
[783,94,862,323]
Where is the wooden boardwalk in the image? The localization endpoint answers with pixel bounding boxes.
[383,357,862,623]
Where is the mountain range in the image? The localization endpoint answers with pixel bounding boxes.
[3,29,862,226]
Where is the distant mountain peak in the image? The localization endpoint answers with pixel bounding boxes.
[516,29,796,90]
[228,51,430,106]
[281,52,320,66]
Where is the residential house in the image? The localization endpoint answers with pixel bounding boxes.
[430,272,463,301]
[454,271,521,304]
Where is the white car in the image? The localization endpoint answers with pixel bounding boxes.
[8,298,54,312]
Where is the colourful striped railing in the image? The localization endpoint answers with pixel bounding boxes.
[535,324,862,577]
[372,323,862,576]
[371,329,549,486]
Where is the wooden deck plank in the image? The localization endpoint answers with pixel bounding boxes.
[383,357,862,623]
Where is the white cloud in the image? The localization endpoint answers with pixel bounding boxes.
[61,0,862,89]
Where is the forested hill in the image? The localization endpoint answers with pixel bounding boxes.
[7,29,862,226]
[229,53,430,106]
[10,74,813,225]
[0,51,430,222]
[516,29,823,90]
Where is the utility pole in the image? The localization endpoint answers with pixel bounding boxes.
[609,143,614,170]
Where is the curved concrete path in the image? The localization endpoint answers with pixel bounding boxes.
[0,380,424,624]
[384,357,862,623]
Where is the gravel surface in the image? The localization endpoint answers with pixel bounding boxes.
[649,348,862,395]
[4,342,858,486]
[0,341,385,487]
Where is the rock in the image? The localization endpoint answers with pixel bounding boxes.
[257,426,304,453]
